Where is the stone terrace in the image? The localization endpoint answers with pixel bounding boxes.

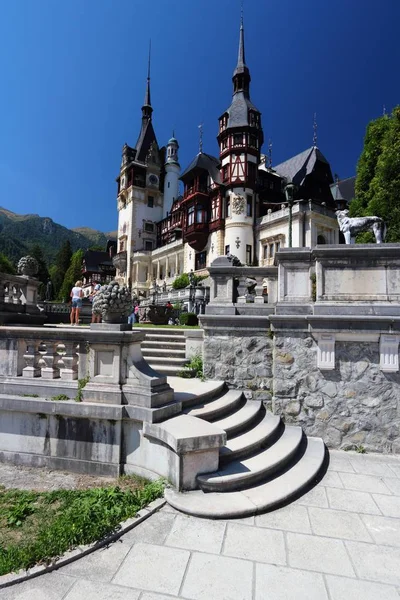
[2,449,400,599]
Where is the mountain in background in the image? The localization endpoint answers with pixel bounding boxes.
[0,207,116,265]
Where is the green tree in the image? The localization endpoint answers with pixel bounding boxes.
[0,252,16,275]
[350,107,400,241]
[52,241,73,298]
[58,249,84,302]
[30,245,50,299]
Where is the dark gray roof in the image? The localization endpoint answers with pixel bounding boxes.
[330,176,356,203]
[223,92,260,128]
[83,250,114,272]
[273,146,330,187]
[180,152,221,184]
[134,120,158,163]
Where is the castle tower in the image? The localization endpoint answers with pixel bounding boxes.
[217,12,264,265]
[163,134,180,216]
[115,46,163,288]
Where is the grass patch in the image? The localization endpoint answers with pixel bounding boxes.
[0,476,164,576]
[178,352,204,380]
[50,394,70,402]
[133,323,200,329]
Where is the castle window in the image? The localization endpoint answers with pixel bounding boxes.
[249,135,257,147]
[188,205,195,226]
[247,162,256,182]
[226,197,231,218]
[246,195,253,217]
[144,222,154,233]
[317,235,326,245]
[246,245,252,265]
[119,241,125,252]
[147,195,154,208]
[222,138,228,150]
[168,182,170,188]
[233,133,242,146]
[195,251,207,271]
[145,240,153,250]
[225,245,230,255]
[196,206,204,223]
[222,165,229,182]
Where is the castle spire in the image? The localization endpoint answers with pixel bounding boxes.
[142,41,153,120]
[232,3,251,97]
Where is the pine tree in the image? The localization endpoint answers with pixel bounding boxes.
[0,253,16,275]
[30,245,50,298]
[58,249,84,302]
[52,240,73,299]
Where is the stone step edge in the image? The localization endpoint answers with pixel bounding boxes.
[197,426,303,492]
[220,414,281,462]
[177,381,227,409]
[164,438,325,518]
[184,389,244,421]
[213,400,262,437]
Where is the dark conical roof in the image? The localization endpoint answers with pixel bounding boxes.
[180,152,221,184]
[273,146,331,187]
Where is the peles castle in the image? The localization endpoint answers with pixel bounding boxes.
[113,16,353,296]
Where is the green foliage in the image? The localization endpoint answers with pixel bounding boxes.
[30,245,50,298]
[178,352,204,379]
[179,312,199,326]
[58,249,84,301]
[172,273,207,289]
[75,375,90,402]
[50,394,69,401]
[0,252,16,275]
[351,107,400,241]
[0,479,164,575]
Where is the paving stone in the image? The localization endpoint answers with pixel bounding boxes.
[287,532,355,576]
[387,463,400,478]
[64,578,141,600]
[122,511,176,546]
[165,513,226,554]
[383,477,400,495]
[222,515,255,526]
[339,472,392,494]
[372,494,400,518]
[181,552,253,600]
[327,452,355,473]
[58,539,131,582]
[295,485,328,507]
[325,574,400,600]
[346,540,400,586]
[349,458,395,477]
[0,573,76,600]
[308,507,373,542]
[326,487,381,514]
[223,522,286,564]
[255,564,328,600]
[319,471,344,488]
[140,594,183,600]
[361,513,400,547]
[112,542,189,595]
[255,504,311,534]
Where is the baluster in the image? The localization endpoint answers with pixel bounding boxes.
[16,284,23,305]
[22,341,41,377]
[254,275,266,304]
[0,282,5,302]
[58,341,79,380]
[236,276,248,304]
[7,283,14,304]
[40,342,60,379]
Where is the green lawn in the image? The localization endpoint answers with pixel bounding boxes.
[0,476,164,575]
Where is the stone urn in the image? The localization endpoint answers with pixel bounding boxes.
[92,281,132,324]
[17,255,39,277]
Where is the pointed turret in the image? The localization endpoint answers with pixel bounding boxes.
[232,13,251,96]
[135,42,158,163]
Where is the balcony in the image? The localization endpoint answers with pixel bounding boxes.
[184,221,209,252]
[112,251,127,273]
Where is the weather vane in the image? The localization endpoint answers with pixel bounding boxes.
[198,123,204,154]
[313,112,318,147]
[268,139,273,168]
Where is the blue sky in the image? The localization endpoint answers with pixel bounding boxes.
[0,0,399,233]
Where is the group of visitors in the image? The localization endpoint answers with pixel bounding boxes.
[69,280,101,326]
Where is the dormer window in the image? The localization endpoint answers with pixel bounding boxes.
[249,135,257,148]
[233,134,243,146]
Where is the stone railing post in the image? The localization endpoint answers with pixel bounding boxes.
[58,341,79,380]
[22,341,41,377]
[40,341,61,379]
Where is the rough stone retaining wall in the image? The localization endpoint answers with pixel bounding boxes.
[203,333,273,406]
[273,332,400,454]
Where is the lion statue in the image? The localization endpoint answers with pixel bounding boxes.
[335,210,386,244]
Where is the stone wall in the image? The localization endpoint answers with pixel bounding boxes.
[273,332,400,454]
[204,331,273,406]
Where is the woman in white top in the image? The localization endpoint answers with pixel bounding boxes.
[70,280,83,325]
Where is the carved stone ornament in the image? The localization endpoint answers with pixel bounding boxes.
[92,281,132,323]
[335,209,387,244]
[230,192,246,215]
[17,255,39,277]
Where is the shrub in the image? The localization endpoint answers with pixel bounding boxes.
[172,273,189,289]
[179,312,198,326]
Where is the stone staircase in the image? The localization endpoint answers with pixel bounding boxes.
[141,328,188,376]
[165,380,326,518]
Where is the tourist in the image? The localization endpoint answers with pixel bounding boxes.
[166,300,173,309]
[70,280,83,325]
[90,281,101,323]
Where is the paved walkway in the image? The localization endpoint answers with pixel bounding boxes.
[1,450,400,600]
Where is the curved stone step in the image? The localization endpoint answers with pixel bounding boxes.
[142,341,186,350]
[146,356,188,365]
[168,378,226,408]
[148,364,192,376]
[142,348,186,358]
[145,333,185,342]
[165,438,325,518]
[212,400,262,438]
[197,426,303,492]
[144,328,185,336]
[220,413,281,463]
[184,389,243,421]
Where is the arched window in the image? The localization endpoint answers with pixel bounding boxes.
[317,235,326,245]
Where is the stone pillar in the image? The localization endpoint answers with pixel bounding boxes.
[157,260,160,281]
[58,341,78,380]
[166,256,169,279]
[175,253,179,276]
[41,342,61,379]
[22,342,41,377]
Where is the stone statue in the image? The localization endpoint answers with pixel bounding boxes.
[188,270,195,286]
[336,210,387,244]
[229,191,246,215]
[45,279,53,301]
[162,280,167,293]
